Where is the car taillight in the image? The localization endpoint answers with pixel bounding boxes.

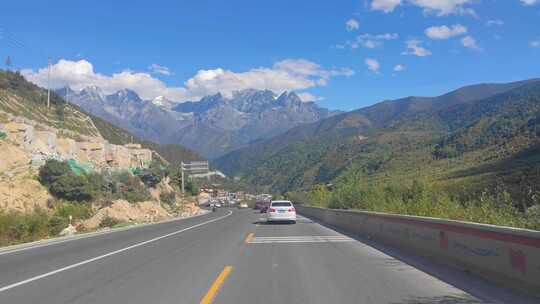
[288,208,295,212]
[269,208,276,212]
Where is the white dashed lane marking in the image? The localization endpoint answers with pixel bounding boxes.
[249,235,353,244]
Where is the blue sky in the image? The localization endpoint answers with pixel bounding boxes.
[1,0,539,110]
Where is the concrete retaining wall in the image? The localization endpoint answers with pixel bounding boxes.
[297,206,540,296]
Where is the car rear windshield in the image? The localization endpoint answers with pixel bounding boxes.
[271,202,292,207]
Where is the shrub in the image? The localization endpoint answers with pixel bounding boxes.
[53,201,93,220]
[308,185,332,208]
[86,173,108,196]
[112,172,151,203]
[185,178,199,196]
[48,216,69,236]
[39,159,71,186]
[0,209,50,246]
[137,160,168,188]
[160,192,176,205]
[49,174,94,202]
[304,178,540,230]
[137,170,162,188]
[38,160,102,202]
[99,216,121,228]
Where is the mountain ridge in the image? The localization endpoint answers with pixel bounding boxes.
[59,87,338,158]
[213,78,540,195]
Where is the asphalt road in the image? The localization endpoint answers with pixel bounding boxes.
[0,208,537,304]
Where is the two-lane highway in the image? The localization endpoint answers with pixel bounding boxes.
[0,208,536,303]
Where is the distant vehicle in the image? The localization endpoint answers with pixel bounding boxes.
[260,202,270,213]
[254,194,272,210]
[239,203,248,208]
[266,200,296,223]
[215,202,222,208]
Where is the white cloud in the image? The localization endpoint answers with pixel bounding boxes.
[148,63,172,76]
[371,0,476,16]
[344,33,399,49]
[521,0,539,6]
[296,92,322,102]
[362,40,378,48]
[530,40,540,48]
[393,64,405,72]
[410,0,476,16]
[360,33,399,48]
[425,24,467,40]
[486,19,504,27]
[461,35,480,49]
[371,0,402,12]
[365,58,380,73]
[346,19,360,31]
[22,59,353,102]
[403,39,432,56]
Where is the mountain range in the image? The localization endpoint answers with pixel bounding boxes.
[1,71,201,166]
[57,88,338,158]
[213,78,540,201]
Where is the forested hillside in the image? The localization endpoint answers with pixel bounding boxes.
[215,79,540,219]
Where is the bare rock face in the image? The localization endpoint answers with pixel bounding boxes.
[80,200,172,230]
[0,112,155,214]
[57,138,77,159]
[59,224,77,237]
[0,141,52,213]
[1,114,153,171]
[2,122,35,149]
[0,178,52,213]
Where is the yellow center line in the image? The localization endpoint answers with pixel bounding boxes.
[244,232,254,244]
[200,266,233,304]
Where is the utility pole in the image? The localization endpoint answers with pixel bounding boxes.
[47,58,51,108]
[181,161,185,194]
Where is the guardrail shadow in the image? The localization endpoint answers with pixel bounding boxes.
[388,295,482,304]
[252,221,295,225]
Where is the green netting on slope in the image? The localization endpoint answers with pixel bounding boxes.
[67,159,93,175]
[0,131,6,140]
[128,167,142,175]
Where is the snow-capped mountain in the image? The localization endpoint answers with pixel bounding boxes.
[151,96,175,110]
[57,87,339,158]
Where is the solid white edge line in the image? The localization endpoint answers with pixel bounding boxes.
[251,237,352,240]
[249,240,353,244]
[0,210,233,294]
[252,236,350,239]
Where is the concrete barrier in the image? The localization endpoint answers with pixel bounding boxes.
[297,205,540,296]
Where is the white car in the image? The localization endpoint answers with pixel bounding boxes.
[239,203,248,208]
[266,200,296,223]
